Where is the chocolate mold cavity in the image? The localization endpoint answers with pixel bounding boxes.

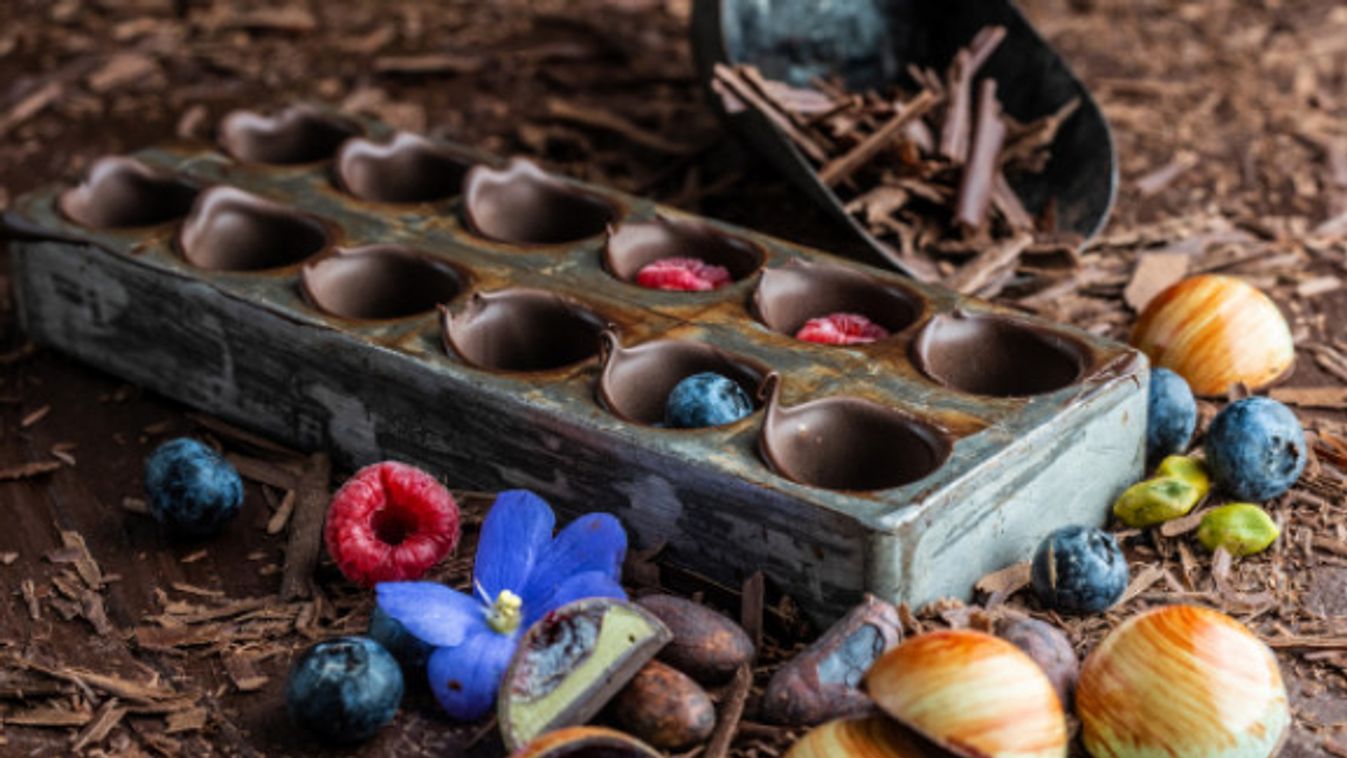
[443,289,608,372]
[58,156,199,229]
[760,377,951,491]
[597,332,769,426]
[334,132,473,204]
[463,158,618,245]
[604,216,764,286]
[218,105,360,165]
[912,311,1089,397]
[177,186,332,271]
[754,260,920,340]
[300,245,467,320]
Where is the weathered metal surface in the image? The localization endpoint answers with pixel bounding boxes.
[7,119,1146,623]
[690,0,1118,275]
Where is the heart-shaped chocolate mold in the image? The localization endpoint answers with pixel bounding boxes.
[177,186,332,271]
[754,260,921,340]
[463,158,618,245]
[218,105,360,165]
[603,217,764,285]
[442,289,608,372]
[597,332,769,426]
[911,311,1089,397]
[334,132,473,204]
[300,245,467,320]
[58,156,199,229]
[760,378,951,491]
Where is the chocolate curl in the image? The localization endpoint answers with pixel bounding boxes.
[938,25,1008,163]
[713,63,831,164]
[956,79,1007,232]
[818,89,941,187]
[993,170,1035,230]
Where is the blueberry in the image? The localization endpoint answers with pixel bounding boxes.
[367,606,432,669]
[664,372,754,429]
[1205,397,1306,501]
[1146,368,1196,464]
[286,636,403,743]
[1031,526,1128,614]
[143,438,243,537]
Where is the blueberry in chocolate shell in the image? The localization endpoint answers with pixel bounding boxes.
[1204,396,1306,502]
[286,636,403,743]
[664,372,754,428]
[143,437,243,537]
[1145,367,1196,464]
[1031,525,1128,614]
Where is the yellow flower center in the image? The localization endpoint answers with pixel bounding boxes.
[486,589,523,634]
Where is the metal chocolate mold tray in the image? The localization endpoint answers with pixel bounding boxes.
[6,106,1147,623]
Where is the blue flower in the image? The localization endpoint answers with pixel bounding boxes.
[375,490,627,721]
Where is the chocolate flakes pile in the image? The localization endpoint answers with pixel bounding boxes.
[713,25,1082,297]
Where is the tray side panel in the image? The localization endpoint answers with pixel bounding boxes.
[867,377,1146,608]
[14,240,870,621]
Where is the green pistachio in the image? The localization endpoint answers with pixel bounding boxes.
[1112,476,1201,528]
[1154,455,1211,500]
[1196,503,1279,557]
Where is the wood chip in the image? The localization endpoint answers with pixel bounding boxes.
[59,530,103,589]
[266,489,296,535]
[1271,386,1347,408]
[704,664,751,758]
[1119,565,1167,606]
[163,707,208,734]
[87,53,160,93]
[0,460,61,481]
[21,405,51,428]
[0,82,62,137]
[0,552,16,565]
[1297,275,1342,298]
[1123,252,1189,311]
[740,571,765,655]
[3,706,92,727]
[223,652,269,692]
[545,97,702,155]
[1135,151,1199,196]
[946,232,1033,295]
[225,453,301,490]
[374,53,482,76]
[974,560,1031,606]
[70,698,125,752]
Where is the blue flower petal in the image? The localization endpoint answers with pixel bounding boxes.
[376,582,486,647]
[521,513,626,609]
[524,570,627,627]
[475,490,556,599]
[426,628,517,721]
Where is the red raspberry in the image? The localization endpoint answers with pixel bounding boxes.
[635,257,732,291]
[324,461,460,587]
[794,313,890,345]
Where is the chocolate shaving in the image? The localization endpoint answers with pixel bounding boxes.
[955,79,1007,230]
[939,25,1008,163]
[280,453,331,600]
[818,90,940,187]
[704,664,751,758]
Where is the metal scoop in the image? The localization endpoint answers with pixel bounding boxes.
[691,0,1117,277]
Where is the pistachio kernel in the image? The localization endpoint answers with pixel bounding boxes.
[1113,476,1201,528]
[1154,455,1211,499]
[1196,503,1279,557]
